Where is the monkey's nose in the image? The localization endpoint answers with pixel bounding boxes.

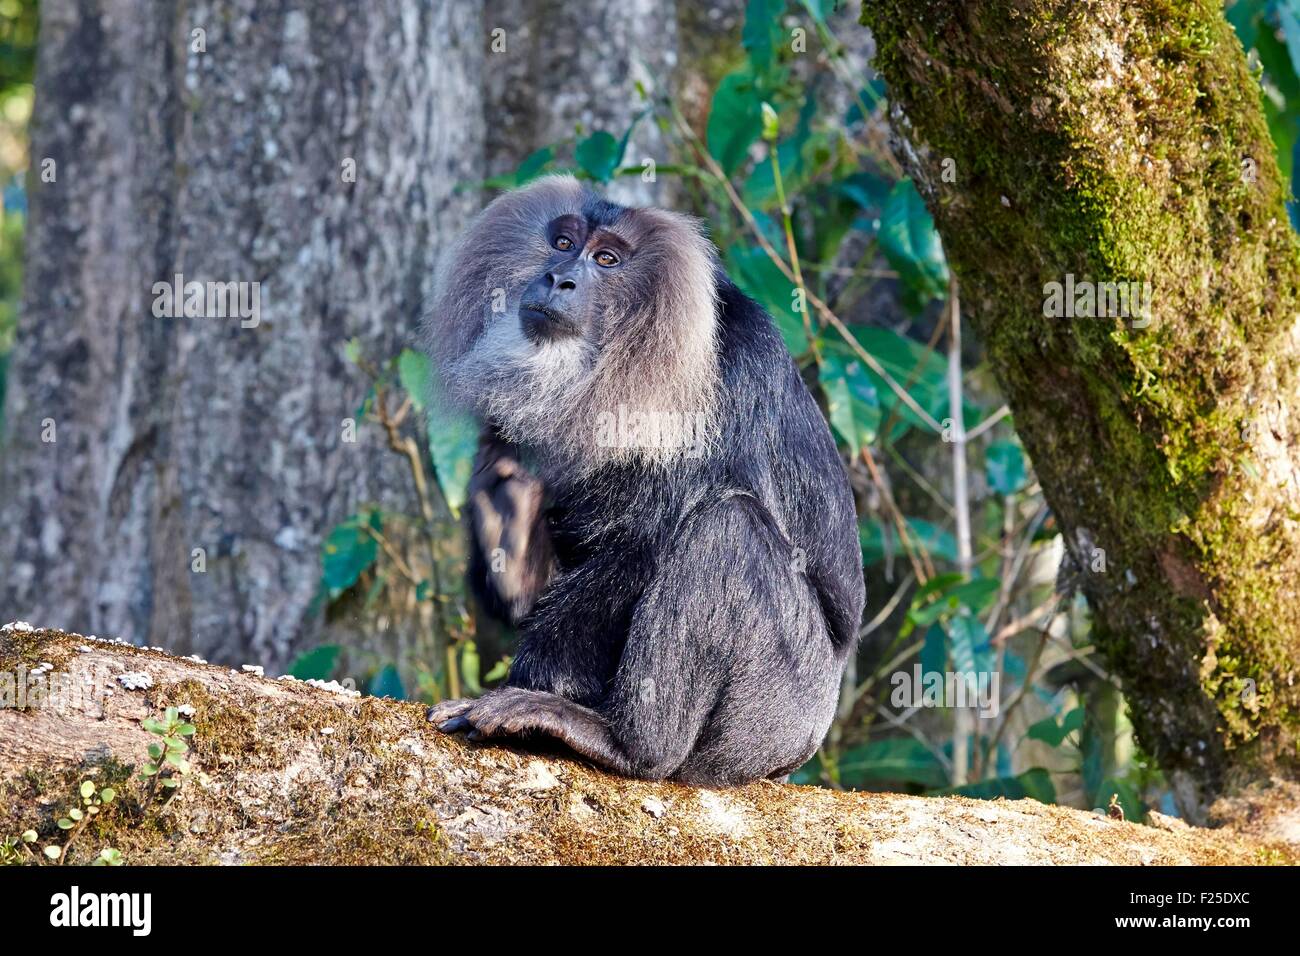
[545,271,578,293]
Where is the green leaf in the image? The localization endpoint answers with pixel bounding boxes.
[164,736,187,752]
[460,641,483,697]
[44,845,61,859]
[177,723,196,737]
[68,808,83,821]
[985,440,1028,495]
[1280,3,1300,81]
[838,738,948,790]
[575,131,623,182]
[707,71,764,176]
[878,179,949,311]
[141,717,167,734]
[728,246,806,354]
[401,348,478,515]
[140,763,159,777]
[484,656,512,683]
[859,517,958,565]
[100,787,116,804]
[515,146,555,185]
[905,575,1001,634]
[367,664,405,701]
[920,623,947,677]
[21,830,36,843]
[1026,707,1084,748]
[289,644,341,682]
[820,328,980,439]
[80,780,95,799]
[934,767,1057,804]
[57,818,74,830]
[398,348,432,411]
[742,0,786,75]
[819,351,880,455]
[321,510,381,593]
[1226,0,1261,52]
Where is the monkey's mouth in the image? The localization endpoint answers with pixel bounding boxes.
[520,302,580,343]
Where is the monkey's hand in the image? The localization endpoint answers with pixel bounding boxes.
[466,430,554,625]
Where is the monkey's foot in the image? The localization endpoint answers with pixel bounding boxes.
[429,687,563,741]
[427,698,473,730]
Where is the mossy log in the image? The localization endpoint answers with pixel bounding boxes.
[862,0,1300,821]
[0,625,1289,865]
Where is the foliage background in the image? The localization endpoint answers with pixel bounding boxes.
[1,0,1293,820]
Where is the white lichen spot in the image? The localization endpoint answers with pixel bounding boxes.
[117,671,153,691]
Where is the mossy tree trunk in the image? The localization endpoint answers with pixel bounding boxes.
[862,0,1300,820]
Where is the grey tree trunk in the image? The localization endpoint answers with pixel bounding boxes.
[0,0,737,672]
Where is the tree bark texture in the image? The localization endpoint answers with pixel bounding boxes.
[861,0,1300,819]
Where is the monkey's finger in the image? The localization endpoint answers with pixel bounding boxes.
[436,716,474,734]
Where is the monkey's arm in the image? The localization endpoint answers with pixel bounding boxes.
[465,429,555,625]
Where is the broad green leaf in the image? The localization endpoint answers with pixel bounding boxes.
[402,348,478,514]
[516,146,555,185]
[321,511,381,593]
[1026,707,1084,748]
[820,328,981,439]
[1226,0,1261,52]
[728,246,807,354]
[397,348,431,411]
[742,0,786,75]
[838,737,948,789]
[707,71,764,176]
[820,351,880,455]
[985,440,1028,495]
[576,131,623,182]
[859,517,958,565]
[920,623,947,677]
[484,656,512,683]
[289,644,341,681]
[878,179,949,312]
[368,664,405,701]
[460,641,483,697]
[946,613,980,674]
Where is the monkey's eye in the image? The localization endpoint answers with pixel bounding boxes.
[594,250,620,268]
[553,235,574,251]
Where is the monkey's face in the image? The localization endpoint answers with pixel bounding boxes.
[516,214,632,347]
[427,175,722,472]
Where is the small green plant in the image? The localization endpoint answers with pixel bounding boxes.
[138,706,196,804]
[2,780,118,865]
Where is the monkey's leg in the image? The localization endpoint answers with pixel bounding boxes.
[432,687,636,776]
